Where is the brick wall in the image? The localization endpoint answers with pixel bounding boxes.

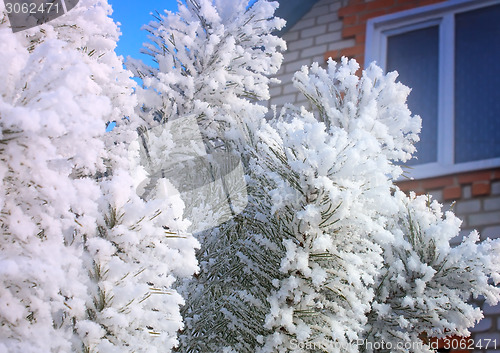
[269,0,447,108]
[270,0,500,350]
[398,168,500,244]
[268,0,351,109]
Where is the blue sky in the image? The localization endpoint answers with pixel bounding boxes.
[107,0,180,62]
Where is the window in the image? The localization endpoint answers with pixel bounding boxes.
[366,0,500,179]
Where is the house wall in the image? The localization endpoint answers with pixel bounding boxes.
[270,0,500,351]
[327,0,446,66]
[268,0,351,109]
[399,169,500,245]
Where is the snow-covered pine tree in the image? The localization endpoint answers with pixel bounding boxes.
[365,189,500,353]
[254,59,500,352]
[135,0,500,352]
[0,2,112,350]
[130,0,287,351]
[0,1,199,352]
[133,0,285,147]
[252,58,418,352]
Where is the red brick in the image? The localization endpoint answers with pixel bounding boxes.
[493,169,500,180]
[342,23,366,38]
[366,0,396,11]
[396,0,420,4]
[396,179,421,192]
[472,181,491,197]
[458,171,492,184]
[359,9,388,22]
[338,3,367,18]
[339,45,364,58]
[420,0,446,6]
[357,54,365,67]
[393,3,418,12]
[324,50,342,62]
[343,14,358,26]
[324,51,348,62]
[443,186,462,201]
[420,176,454,189]
[356,33,366,44]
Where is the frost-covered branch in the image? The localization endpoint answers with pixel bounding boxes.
[131,0,285,147]
[0,1,199,352]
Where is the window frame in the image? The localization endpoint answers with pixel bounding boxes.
[365,0,500,180]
